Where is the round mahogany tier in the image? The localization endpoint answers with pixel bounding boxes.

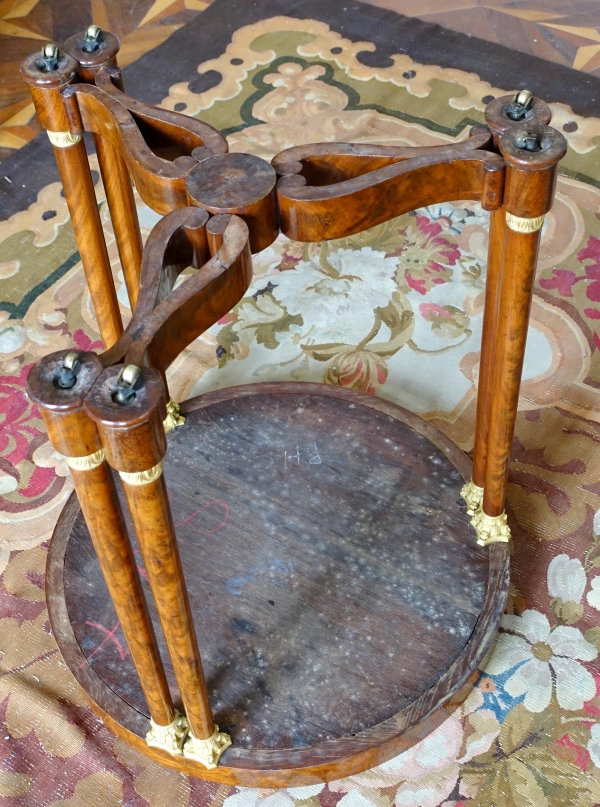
[47,382,509,787]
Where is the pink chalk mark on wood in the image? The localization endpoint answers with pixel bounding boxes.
[174,498,229,534]
[80,620,127,669]
[134,549,149,580]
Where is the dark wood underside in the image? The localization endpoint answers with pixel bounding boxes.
[47,382,509,785]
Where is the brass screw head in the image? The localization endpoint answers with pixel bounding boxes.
[118,364,141,388]
[40,43,59,72]
[82,23,102,52]
[113,364,142,405]
[514,90,533,109]
[63,351,80,370]
[43,43,58,59]
[55,351,81,389]
[85,24,101,41]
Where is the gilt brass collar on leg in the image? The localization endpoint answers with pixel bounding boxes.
[460,480,484,516]
[471,510,511,546]
[146,710,189,755]
[183,725,232,769]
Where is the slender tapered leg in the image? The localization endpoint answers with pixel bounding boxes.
[471,125,567,546]
[53,140,124,345]
[84,364,232,770]
[62,28,144,310]
[93,135,143,308]
[464,92,556,517]
[21,46,123,348]
[26,351,181,750]
[463,208,507,515]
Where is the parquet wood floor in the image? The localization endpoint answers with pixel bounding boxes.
[1,0,598,162]
[371,0,600,75]
[0,0,213,161]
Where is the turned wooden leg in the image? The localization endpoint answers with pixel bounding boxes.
[21,45,123,348]
[467,93,557,529]
[53,140,124,345]
[93,135,143,308]
[85,364,232,770]
[482,223,540,520]
[26,351,178,746]
[70,462,177,721]
[63,27,144,309]
[471,125,567,546]
[467,92,553,516]
[463,208,507,515]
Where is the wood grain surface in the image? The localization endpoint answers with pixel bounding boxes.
[480,124,567,517]
[186,152,278,254]
[272,135,506,242]
[48,382,510,785]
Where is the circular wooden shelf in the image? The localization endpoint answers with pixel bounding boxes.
[47,382,509,787]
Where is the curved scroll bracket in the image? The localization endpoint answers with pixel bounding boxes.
[62,81,227,214]
[103,207,252,377]
[95,66,227,161]
[272,132,505,242]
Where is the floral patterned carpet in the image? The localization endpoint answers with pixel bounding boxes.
[2,9,600,807]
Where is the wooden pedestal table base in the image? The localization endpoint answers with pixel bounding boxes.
[22,33,562,786]
[47,383,509,787]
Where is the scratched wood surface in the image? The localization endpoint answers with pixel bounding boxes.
[60,384,491,755]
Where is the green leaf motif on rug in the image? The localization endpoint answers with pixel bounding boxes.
[461,702,600,807]
[0,223,78,319]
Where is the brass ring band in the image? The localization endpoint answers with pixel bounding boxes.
[65,448,106,471]
[120,461,164,486]
[460,480,484,516]
[47,130,83,148]
[505,213,545,234]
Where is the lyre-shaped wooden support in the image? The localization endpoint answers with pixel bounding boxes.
[271,132,505,241]
[23,29,566,786]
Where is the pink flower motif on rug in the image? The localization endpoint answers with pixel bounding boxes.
[419,302,470,339]
[541,236,600,303]
[538,235,600,349]
[0,363,65,512]
[72,328,103,353]
[576,235,600,301]
[539,268,581,297]
[390,215,461,295]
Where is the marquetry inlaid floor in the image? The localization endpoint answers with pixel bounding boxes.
[0,0,213,161]
[1,0,600,162]
[370,0,600,75]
